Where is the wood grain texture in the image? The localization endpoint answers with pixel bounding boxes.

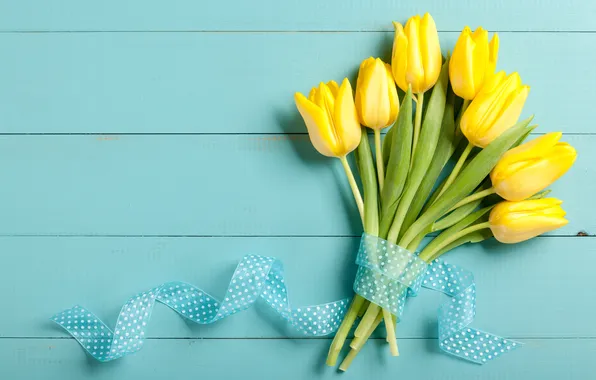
[1,0,594,377]
[0,236,594,339]
[0,32,593,134]
[0,135,590,236]
[0,0,594,31]
[1,339,594,380]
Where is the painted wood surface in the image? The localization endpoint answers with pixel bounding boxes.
[0,135,591,236]
[0,32,593,134]
[0,0,594,31]
[0,0,594,379]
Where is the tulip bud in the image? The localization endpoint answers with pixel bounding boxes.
[489,198,568,244]
[491,132,577,201]
[460,71,530,148]
[391,13,442,94]
[294,79,362,157]
[355,57,400,130]
[450,26,500,100]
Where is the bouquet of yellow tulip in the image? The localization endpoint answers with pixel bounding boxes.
[294,13,577,370]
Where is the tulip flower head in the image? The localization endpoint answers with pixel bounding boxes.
[490,132,576,201]
[391,13,442,94]
[489,198,568,244]
[355,57,400,129]
[294,79,362,157]
[450,26,500,100]
[460,71,530,148]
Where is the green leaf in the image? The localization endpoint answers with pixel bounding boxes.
[382,125,395,171]
[512,124,538,148]
[379,87,413,238]
[528,189,552,200]
[432,197,482,232]
[432,229,493,259]
[387,59,449,242]
[355,129,379,235]
[401,83,458,235]
[400,115,534,247]
[420,205,493,261]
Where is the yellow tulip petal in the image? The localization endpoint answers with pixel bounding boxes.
[477,84,529,147]
[405,15,424,93]
[487,33,500,75]
[326,80,339,97]
[419,13,442,92]
[502,132,562,160]
[385,63,400,125]
[392,22,409,92]
[359,59,391,128]
[334,78,362,155]
[450,30,476,99]
[489,199,568,243]
[308,87,317,102]
[471,27,489,96]
[294,92,337,157]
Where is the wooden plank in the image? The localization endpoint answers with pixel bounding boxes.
[1,236,594,338]
[1,338,594,379]
[0,1,593,31]
[0,32,594,134]
[0,135,590,236]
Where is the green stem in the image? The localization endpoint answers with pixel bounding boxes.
[353,304,380,343]
[325,295,365,366]
[411,92,425,167]
[339,156,364,223]
[374,129,384,191]
[436,142,474,199]
[339,312,384,371]
[383,308,399,356]
[446,187,496,213]
[407,227,430,252]
[328,133,381,367]
[419,222,491,262]
[357,300,370,317]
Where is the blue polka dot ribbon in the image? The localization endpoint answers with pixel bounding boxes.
[354,233,522,364]
[51,254,350,362]
[52,234,520,364]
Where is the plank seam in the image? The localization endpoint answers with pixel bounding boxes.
[1,336,595,340]
[0,132,592,136]
[0,234,590,238]
[0,30,595,34]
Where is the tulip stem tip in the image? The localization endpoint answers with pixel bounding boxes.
[382,308,399,356]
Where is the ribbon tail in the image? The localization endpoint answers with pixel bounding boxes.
[423,259,522,364]
[51,254,349,361]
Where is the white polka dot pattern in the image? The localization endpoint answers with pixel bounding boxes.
[51,254,349,362]
[353,233,521,364]
[353,233,428,317]
[423,259,522,364]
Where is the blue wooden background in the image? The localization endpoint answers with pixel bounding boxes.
[0,1,595,379]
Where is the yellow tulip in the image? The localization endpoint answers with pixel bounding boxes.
[491,132,577,201]
[450,26,500,100]
[460,71,530,148]
[294,79,362,157]
[355,57,399,129]
[391,13,442,94]
[489,198,568,244]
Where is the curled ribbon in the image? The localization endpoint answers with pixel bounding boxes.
[52,234,520,363]
[353,233,521,364]
[51,254,349,362]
